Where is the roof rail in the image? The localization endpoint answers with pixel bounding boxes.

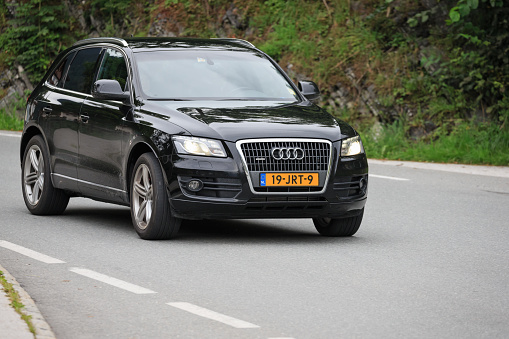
[73,37,128,48]
[213,38,255,49]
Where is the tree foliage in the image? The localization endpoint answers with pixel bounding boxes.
[1,0,508,132]
[0,0,72,83]
[446,0,509,126]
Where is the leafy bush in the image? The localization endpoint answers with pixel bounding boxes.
[0,0,72,83]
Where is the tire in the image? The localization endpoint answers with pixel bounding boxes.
[21,135,69,215]
[130,152,181,240]
[313,209,364,237]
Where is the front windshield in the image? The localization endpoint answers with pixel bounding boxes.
[134,50,300,101]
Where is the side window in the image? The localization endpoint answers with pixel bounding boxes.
[63,47,102,94]
[47,52,74,88]
[97,48,128,91]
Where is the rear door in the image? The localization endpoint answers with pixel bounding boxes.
[39,47,102,191]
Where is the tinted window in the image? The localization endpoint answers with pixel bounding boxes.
[64,48,102,94]
[47,52,75,88]
[97,48,128,91]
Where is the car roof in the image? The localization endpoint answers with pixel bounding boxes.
[72,37,256,52]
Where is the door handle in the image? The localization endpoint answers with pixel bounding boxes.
[42,107,52,115]
[80,114,89,123]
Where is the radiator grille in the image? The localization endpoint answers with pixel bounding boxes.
[239,140,331,172]
[237,139,333,194]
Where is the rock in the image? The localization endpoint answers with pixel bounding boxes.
[17,66,33,92]
[370,120,384,141]
[408,120,437,140]
[222,3,248,30]
[148,13,183,37]
[0,65,33,119]
[408,125,426,140]
[89,14,103,35]
[285,64,308,83]
[64,0,87,32]
[5,1,17,16]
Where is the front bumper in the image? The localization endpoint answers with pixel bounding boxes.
[163,140,368,220]
[171,196,366,219]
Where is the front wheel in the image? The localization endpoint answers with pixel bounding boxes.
[21,135,69,215]
[313,209,364,237]
[130,153,181,240]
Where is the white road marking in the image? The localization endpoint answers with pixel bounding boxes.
[0,240,65,264]
[370,174,409,181]
[167,302,260,329]
[369,158,509,178]
[0,131,22,137]
[69,268,157,295]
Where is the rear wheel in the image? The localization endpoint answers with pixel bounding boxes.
[313,209,364,237]
[21,135,69,215]
[130,153,181,240]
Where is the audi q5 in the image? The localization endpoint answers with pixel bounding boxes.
[21,37,368,240]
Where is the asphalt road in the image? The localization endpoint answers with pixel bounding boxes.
[1,131,509,338]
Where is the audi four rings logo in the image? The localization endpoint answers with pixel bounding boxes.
[271,147,305,160]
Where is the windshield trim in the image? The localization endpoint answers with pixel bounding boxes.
[147,97,298,102]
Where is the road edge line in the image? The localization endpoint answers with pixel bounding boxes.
[0,131,22,137]
[368,159,509,178]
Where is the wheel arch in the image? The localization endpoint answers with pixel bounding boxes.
[125,140,168,203]
[20,126,44,165]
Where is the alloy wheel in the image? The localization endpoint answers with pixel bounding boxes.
[132,164,153,230]
[23,145,44,206]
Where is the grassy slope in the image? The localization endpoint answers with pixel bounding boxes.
[1,0,508,165]
[163,0,509,166]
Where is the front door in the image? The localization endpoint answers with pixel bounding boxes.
[77,47,130,203]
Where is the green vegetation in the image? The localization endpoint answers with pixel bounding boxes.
[0,270,36,335]
[0,0,71,83]
[0,93,25,131]
[363,121,509,166]
[0,0,507,165]
[0,108,24,131]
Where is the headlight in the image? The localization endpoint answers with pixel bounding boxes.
[172,136,227,157]
[341,136,364,156]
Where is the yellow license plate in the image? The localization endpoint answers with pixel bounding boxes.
[260,173,319,187]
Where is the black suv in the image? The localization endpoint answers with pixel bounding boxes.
[21,37,368,240]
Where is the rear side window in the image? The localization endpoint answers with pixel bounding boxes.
[63,48,102,94]
[96,48,129,91]
[47,52,75,88]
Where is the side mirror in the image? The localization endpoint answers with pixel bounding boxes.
[298,80,320,102]
[92,79,130,101]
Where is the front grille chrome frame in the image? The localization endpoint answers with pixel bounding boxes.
[236,138,334,195]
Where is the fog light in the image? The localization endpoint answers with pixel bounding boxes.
[359,178,367,192]
[187,179,203,192]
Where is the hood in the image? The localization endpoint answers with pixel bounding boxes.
[139,100,356,142]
